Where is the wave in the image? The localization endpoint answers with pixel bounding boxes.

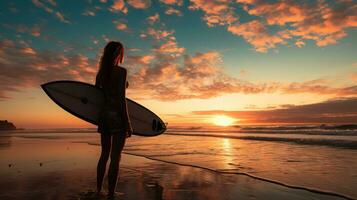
[6,128,97,134]
[5,127,357,136]
[168,129,357,136]
[6,128,357,149]
[165,132,357,149]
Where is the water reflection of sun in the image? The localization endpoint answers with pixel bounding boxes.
[222,138,234,168]
[212,115,235,126]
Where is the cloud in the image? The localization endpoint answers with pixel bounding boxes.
[110,0,128,14]
[159,0,183,6]
[32,0,53,13]
[165,7,183,16]
[228,20,285,52]
[47,0,57,6]
[237,0,357,49]
[1,37,357,101]
[295,40,305,48]
[2,24,41,37]
[144,27,175,40]
[127,0,151,9]
[113,20,129,31]
[152,37,185,57]
[54,12,70,24]
[192,97,357,124]
[0,39,97,99]
[115,23,128,31]
[126,55,155,66]
[288,0,357,47]
[125,18,357,101]
[189,0,238,27]
[237,0,306,26]
[147,13,160,24]
[126,49,277,101]
[282,79,357,96]
[82,10,96,16]
[32,0,70,23]
[126,46,357,101]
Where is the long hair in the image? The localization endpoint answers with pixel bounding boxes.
[96,41,124,88]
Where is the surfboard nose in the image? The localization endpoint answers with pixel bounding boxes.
[152,119,166,131]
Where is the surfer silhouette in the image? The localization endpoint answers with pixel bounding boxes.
[95,41,133,198]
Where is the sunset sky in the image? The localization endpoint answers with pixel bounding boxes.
[0,0,356,128]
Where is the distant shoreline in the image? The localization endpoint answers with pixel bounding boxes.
[3,123,357,131]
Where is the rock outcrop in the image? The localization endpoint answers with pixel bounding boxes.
[0,120,16,130]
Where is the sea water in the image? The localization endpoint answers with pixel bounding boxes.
[1,127,356,199]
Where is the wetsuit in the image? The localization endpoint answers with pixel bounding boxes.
[96,66,132,135]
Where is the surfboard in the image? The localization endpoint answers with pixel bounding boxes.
[41,80,166,136]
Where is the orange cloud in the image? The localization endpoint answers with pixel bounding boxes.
[2,24,41,37]
[32,0,53,13]
[147,13,160,24]
[127,0,151,9]
[113,20,129,31]
[288,0,357,46]
[152,38,185,57]
[237,0,357,48]
[228,20,285,52]
[159,0,183,6]
[126,55,155,66]
[165,7,182,16]
[145,27,174,40]
[238,0,306,25]
[0,39,97,99]
[189,0,238,26]
[193,97,357,124]
[127,49,278,101]
[116,23,128,30]
[110,0,128,14]
[32,0,70,23]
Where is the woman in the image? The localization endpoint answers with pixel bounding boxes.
[95,41,133,198]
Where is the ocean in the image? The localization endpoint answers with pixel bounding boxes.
[1,126,356,199]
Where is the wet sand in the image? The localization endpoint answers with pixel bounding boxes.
[0,136,351,200]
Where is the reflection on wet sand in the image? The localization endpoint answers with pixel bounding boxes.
[70,168,164,200]
[0,136,347,200]
[0,132,12,149]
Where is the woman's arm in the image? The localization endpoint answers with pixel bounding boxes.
[123,70,133,136]
[124,101,133,136]
[95,72,101,88]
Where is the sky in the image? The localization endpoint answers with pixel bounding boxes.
[0,0,356,128]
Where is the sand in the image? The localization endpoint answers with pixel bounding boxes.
[0,136,350,200]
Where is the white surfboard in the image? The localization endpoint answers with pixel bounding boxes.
[41,80,166,136]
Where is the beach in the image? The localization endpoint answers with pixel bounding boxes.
[0,129,356,200]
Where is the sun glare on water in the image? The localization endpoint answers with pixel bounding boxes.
[212,115,235,126]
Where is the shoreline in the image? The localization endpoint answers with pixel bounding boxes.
[123,152,354,200]
[0,137,352,200]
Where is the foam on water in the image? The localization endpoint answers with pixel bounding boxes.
[1,127,357,198]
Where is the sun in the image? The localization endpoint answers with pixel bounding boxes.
[211,115,235,126]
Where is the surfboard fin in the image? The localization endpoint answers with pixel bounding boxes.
[157,121,163,131]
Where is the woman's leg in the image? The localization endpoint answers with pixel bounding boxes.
[107,133,126,197]
[97,133,111,193]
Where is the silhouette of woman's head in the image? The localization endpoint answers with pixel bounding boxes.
[96,41,124,86]
[101,41,124,68]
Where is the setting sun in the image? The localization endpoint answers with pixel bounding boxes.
[212,115,235,126]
